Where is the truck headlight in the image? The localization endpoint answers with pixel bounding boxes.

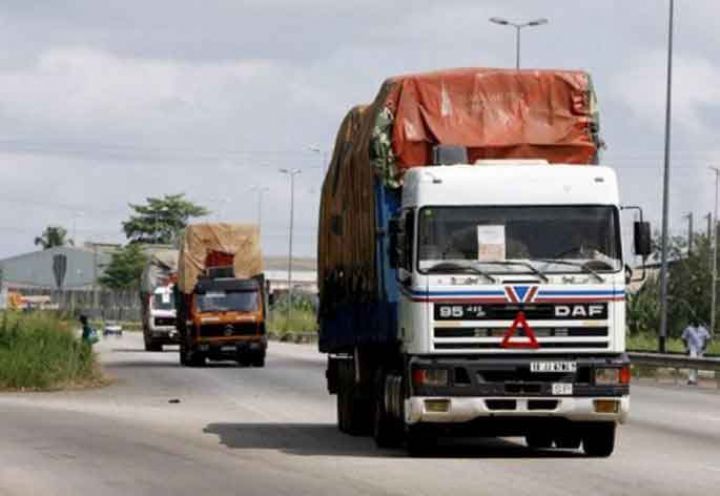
[595,366,631,385]
[412,368,449,387]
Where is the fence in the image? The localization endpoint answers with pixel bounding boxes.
[15,288,141,322]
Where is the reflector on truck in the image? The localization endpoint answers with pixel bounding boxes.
[500,312,539,349]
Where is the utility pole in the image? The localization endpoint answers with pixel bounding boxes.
[706,212,713,239]
[279,168,301,329]
[658,0,675,353]
[710,167,720,335]
[685,213,694,255]
[489,17,549,69]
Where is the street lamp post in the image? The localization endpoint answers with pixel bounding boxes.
[658,0,675,353]
[279,168,301,329]
[489,17,549,69]
[710,167,720,336]
[249,186,269,231]
[308,145,328,175]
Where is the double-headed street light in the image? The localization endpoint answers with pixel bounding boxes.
[279,168,302,328]
[489,17,549,69]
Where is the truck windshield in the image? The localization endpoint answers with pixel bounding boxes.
[152,292,175,310]
[196,290,258,313]
[417,205,621,274]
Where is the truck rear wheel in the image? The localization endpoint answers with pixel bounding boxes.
[336,361,371,435]
[582,423,616,457]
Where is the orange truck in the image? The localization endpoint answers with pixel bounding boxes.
[176,223,267,367]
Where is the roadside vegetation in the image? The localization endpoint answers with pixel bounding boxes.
[267,294,318,336]
[0,312,104,391]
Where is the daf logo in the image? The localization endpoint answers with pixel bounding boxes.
[554,304,605,318]
[223,325,234,336]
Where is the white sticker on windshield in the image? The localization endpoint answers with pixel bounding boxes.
[477,225,506,261]
[161,292,170,304]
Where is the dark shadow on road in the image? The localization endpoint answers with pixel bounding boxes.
[111,348,179,353]
[203,422,585,459]
[107,360,247,369]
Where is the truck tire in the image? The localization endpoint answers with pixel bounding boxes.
[582,423,616,457]
[336,362,371,435]
[179,341,204,367]
[405,425,437,457]
[372,373,403,448]
[251,351,266,368]
[526,432,553,449]
[144,337,162,352]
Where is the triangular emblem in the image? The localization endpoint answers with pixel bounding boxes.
[514,285,530,302]
[501,311,540,349]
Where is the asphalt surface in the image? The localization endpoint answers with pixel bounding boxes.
[1,333,720,496]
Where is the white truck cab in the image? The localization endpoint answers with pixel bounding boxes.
[385,164,648,455]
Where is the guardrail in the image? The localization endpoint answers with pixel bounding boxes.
[267,331,317,344]
[629,352,720,387]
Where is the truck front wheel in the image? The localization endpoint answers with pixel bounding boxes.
[582,423,616,457]
[372,373,403,448]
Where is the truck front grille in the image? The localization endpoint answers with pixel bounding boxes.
[154,317,176,327]
[434,341,609,350]
[200,323,259,338]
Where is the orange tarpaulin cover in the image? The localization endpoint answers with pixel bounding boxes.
[178,223,263,294]
[382,68,599,171]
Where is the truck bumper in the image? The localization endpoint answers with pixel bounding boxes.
[149,327,179,342]
[405,395,629,425]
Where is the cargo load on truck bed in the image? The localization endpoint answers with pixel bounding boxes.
[178,223,263,294]
[319,68,602,350]
[141,248,179,294]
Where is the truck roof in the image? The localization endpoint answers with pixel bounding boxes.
[401,164,619,207]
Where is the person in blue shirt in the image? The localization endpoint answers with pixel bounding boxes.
[681,318,711,385]
[79,315,96,345]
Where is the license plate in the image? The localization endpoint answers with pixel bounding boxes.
[221,345,237,352]
[530,361,577,373]
[552,383,573,395]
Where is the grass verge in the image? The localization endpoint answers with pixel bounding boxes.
[267,307,317,335]
[0,311,106,391]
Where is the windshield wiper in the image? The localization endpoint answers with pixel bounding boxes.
[536,259,604,282]
[425,262,497,283]
[474,260,549,283]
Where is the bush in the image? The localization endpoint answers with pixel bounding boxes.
[0,312,103,390]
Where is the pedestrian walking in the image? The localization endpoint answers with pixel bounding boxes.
[681,318,711,385]
[79,314,98,346]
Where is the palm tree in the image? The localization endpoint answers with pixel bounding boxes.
[34,226,72,250]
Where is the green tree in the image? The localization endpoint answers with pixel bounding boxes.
[629,232,715,339]
[122,194,209,244]
[98,244,147,289]
[34,225,72,249]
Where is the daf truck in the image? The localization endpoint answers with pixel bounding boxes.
[318,68,651,456]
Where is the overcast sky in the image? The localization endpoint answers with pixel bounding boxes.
[0,0,718,258]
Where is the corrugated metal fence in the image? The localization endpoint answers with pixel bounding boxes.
[19,288,141,321]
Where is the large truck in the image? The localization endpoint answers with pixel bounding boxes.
[318,68,651,456]
[140,249,179,351]
[176,223,267,367]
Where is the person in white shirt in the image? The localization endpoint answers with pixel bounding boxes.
[681,318,711,385]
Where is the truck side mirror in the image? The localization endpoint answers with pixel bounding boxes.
[634,221,652,258]
[388,218,401,268]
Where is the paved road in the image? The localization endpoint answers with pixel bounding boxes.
[1,333,719,496]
